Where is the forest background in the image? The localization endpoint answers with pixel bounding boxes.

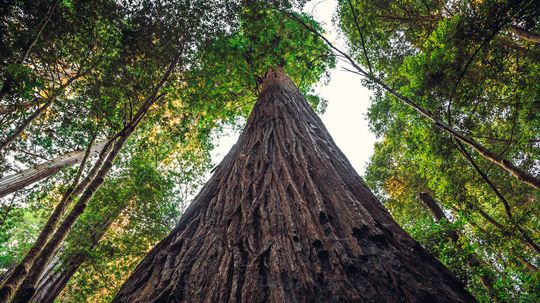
[0,0,538,302]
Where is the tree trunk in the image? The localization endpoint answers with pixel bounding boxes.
[0,101,36,116]
[5,56,179,303]
[0,52,90,153]
[30,215,116,303]
[418,193,497,295]
[0,139,110,303]
[7,135,127,303]
[113,69,476,303]
[509,25,540,44]
[374,79,540,190]
[0,140,107,198]
[418,192,448,223]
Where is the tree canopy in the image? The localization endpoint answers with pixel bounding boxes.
[0,0,538,302]
[336,0,539,301]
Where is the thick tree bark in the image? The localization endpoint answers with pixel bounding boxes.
[0,140,107,198]
[418,193,497,295]
[113,69,475,303]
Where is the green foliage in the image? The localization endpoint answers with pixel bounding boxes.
[341,0,540,301]
[55,137,210,302]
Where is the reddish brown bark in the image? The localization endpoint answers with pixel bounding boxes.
[113,69,475,303]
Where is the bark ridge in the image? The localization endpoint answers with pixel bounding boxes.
[113,69,476,303]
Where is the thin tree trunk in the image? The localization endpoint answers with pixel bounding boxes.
[495,36,540,62]
[0,138,110,303]
[7,56,179,303]
[0,192,18,229]
[31,215,116,303]
[509,25,540,44]
[113,69,475,303]
[457,205,539,273]
[0,101,36,116]
[473,203,540,256]
[455,141,540,255]
[0,98,53,152]
[0,140,107,198]
[418,193,497,295]
[289,14,540,190]
[370,75,540,190]
[418,192,449,222]
[7,135,127,303]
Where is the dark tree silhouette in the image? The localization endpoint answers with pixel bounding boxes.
[112,69,476,303]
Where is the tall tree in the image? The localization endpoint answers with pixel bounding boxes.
[365,133,539,301]
[0,0,121,153]
[0,2,335,301]
[417,192,497,297]
[112,69,475,303]
[0,0,233,300]
[4,56,178,303]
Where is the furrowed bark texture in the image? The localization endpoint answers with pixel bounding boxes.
[0,141,107,198]
[113,69,476,303]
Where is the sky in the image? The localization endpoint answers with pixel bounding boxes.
[211,0,376,176]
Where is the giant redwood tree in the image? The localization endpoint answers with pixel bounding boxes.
[112,69,476,303]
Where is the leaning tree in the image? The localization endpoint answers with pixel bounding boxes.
[112,68,476,303]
